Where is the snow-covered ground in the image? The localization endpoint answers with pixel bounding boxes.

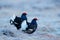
[0,0,60,40]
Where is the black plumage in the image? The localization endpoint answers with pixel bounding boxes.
[22,18,38,34]
[10,12,27,30]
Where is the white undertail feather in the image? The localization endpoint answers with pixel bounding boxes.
[10,14,16,21]
[21,20,27,30]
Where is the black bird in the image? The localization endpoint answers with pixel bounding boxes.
[21,18,38,34]
[10,12,27,30]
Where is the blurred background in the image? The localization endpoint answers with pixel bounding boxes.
[0,0,60,40]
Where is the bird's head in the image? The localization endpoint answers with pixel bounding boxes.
[31,18,38,25]
[22,12,27,15]
[21,12,27,21]
[33,18,38,20]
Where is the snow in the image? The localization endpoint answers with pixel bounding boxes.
[0,0,60,40]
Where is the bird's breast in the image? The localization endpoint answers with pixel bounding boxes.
[20,20,28,30]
